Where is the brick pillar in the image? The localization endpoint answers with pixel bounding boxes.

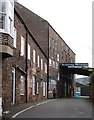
[56,81,63,98]
[91,84,94,100]
[0,57,2,117]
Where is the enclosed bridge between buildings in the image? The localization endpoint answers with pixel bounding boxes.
[56,63,93,98]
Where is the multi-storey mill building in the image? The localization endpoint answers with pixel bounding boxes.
[48,25,75,98]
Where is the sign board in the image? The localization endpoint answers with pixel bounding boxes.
[61,63,88,68]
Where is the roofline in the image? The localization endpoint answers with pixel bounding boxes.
[17,2,47,23]
[48,23,76,55]
[15,2,75,57]
[14,6,48,59]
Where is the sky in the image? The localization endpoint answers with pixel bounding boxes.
[17,0,93,76]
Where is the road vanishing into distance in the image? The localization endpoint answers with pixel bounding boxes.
[13,98,92,118]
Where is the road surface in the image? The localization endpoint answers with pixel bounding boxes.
[13,98,92,118]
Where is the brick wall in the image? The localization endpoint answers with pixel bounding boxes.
[2,10,48,111]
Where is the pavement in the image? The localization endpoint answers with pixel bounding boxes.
[2,98,53,119]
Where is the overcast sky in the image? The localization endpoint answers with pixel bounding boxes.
[17,0,93,70]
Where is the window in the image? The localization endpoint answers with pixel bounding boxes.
[76,87,81,92]
[49,58,52,66]
[20,76,25,95]
[49,38,51,49]
[53,61,55,68]
[0,14,5,29]
[20,36,25,56]
[40,81,43,88]
[13,27,16,48]
[43,81,46,96]
[37,55,40,67]
[56,62,58,69]
[62,50,64,59]
[0,0,14,36]
[52,39,54,50]
[62,41,64,46]
[57,53,59,61]
[55,42,57,52]
[66,46,68,53]
[41,59,43,70]
[45,63,47,73]
[0,2,6,13]
[0,2,6,29]
[36,82,39,94]
[32,75,36,95]
[33,50,36,63]
[57,73,60,81]
[28,44,30,60]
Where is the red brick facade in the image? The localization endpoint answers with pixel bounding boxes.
[1,1,75,111]
[2,6,47,111]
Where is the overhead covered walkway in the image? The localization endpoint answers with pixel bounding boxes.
[60,63,93,76]
[56,63,94,98]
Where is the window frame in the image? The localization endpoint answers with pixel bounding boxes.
[41,59,43,70]
[49,58,52,66]
[43,81,46,96]
[32,75,36,96]
[13,27,16,48]
[20,36,25,56]
[37,55,40,68]
[0,1,6,30]
[33,49,36,63]
[45,63,47,73]
[0,13,6,29]
[28,44,30,60]
[20,75,25,96]
[57,53,60,62]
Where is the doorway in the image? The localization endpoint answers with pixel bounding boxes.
[11,67,16,105]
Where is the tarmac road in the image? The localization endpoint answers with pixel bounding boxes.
[13,98,92,118]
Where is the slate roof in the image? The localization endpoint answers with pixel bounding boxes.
[14,2,49,58]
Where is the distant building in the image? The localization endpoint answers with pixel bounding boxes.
[75,82,90,97]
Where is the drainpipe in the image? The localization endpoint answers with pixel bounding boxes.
[47,24,49,99]
[47,56,49,99]
[25,28,28,103]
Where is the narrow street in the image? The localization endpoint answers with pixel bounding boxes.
[12,98,92,118]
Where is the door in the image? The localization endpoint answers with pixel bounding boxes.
[11,68,16,105]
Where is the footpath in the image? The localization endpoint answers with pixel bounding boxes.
[2,98,53,119]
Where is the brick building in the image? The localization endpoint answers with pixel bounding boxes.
[49,25,75,98]
[1,0,47,111]
[0,0,75,111]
